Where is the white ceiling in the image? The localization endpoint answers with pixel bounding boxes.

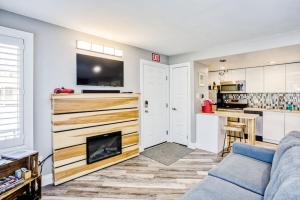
[198,44,300,71]
[1,0,300,55]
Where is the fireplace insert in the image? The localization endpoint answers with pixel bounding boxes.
[86,131,122,164]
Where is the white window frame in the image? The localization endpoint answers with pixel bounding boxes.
[0,26,34,153]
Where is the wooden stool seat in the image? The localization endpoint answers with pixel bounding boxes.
[227,122,246,128]
[222,123,246,157]
[223,125,243,132]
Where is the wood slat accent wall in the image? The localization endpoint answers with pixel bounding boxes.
[51,93,140,185]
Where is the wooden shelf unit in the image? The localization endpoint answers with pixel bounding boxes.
[0,153,41,200]
[51,93,140,185]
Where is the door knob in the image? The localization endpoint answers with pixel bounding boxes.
[145,110,149,113]
[172,108,177,111]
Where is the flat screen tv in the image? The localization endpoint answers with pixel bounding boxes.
[77,54,124,87]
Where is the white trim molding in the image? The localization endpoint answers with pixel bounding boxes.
[0,26,34,153]
[139,59,170,151]
[42,173,53,186]
[188,143,197,149]
[169,62,192,147]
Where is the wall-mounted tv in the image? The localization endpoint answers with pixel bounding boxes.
[77,54,124,87]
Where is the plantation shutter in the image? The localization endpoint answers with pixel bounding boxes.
[0,34,24,148]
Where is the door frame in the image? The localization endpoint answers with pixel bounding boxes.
[169,63,192,146]
[139,59,170,152]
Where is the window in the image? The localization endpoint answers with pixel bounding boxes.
[0,35,24,148]
[0,26,33,151]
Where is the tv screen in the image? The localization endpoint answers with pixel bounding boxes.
[77,54,124,87]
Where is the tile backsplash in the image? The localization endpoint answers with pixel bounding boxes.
[223,93,300,110]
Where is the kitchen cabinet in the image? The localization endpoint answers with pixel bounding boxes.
[246,67,264,93]
[209,69,245,85]
[219,69,246,82]
[219,71,230,82]
[286,63,300,93]
[264,65,286,93]
[285,112,300,135]
[263,111,285,144]
[230,69,246,81]
[208,71,220,86]
[196,113,226,153]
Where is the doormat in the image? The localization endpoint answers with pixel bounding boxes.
[141,142,193,166]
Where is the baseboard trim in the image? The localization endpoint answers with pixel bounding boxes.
[42,173,53,186]
[263,138,279,144]
[188,143,197,149]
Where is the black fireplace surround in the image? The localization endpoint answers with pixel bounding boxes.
[86,131,122,164]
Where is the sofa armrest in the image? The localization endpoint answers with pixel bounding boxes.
[232,142,275,164]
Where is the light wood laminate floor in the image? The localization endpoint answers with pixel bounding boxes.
[43,149,221,200]
[42,142,277,200]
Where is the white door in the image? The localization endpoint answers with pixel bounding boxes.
[141,61,169,149]
[170,65,190,145]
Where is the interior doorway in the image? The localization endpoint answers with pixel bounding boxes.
[140,60,170,150]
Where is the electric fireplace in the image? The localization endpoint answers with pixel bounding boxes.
[86,131,122,164]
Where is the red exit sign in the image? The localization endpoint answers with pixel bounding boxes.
[152,53,160,62]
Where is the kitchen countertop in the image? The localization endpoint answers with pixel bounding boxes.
[197,111,259,119]
[243,107,300,114]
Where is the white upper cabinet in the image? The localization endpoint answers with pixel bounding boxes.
[264,65,286,93]
[246,67,264,93]
[286,63,300,93]
[208,71,220,86]
[219,70,230,82]
[218,69,246,82]
[230,69,246,81]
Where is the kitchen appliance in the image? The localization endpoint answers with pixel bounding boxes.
[218,98,248,122]
[244,109,264,140]
[202,99,214,113]
[219,98,248,110]
[220,80,246,94]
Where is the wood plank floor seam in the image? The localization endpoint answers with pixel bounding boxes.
[43,149,220,200]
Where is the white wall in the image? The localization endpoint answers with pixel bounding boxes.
[0,10,168,177]
[190,62,208,143]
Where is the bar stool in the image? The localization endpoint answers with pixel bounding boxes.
[221,122,246,157]
[228,122,247,143]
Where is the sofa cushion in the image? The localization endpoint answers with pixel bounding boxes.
[208,153,271,196]
[233,142,275,164]
[272,176,300,200]
[270,131,300,177]
[180,175,263,200]
[264,144,300,200]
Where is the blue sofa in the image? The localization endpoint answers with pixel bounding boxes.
[181,131,300,200]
